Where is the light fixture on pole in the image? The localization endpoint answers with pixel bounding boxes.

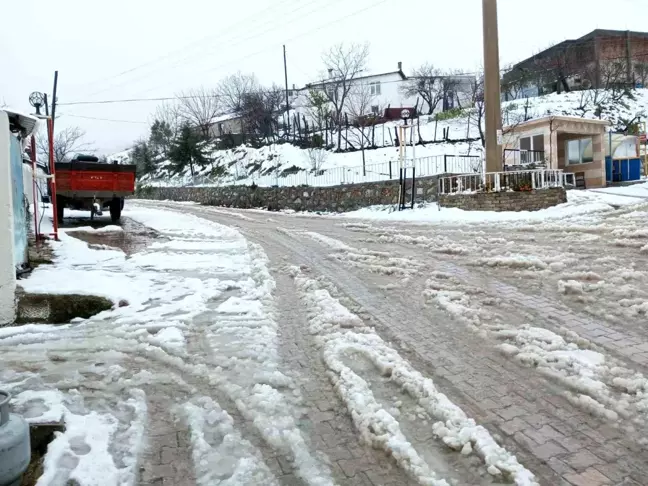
[28,92,45,116]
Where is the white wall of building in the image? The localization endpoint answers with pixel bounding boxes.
[0,110,17,325]
[293,72,475,123]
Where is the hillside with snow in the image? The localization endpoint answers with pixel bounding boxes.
[120,88,648,188]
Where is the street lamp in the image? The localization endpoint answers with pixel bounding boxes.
[28,92,45,116]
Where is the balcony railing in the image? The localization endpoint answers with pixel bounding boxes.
[438,169,575,195]
[503,149,546,169]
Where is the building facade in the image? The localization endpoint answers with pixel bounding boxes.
[503,29,648,100]
[293,63,475,124]
[502,116,610,188]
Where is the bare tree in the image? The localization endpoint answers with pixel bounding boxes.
[153,102,181,138]
[217,72,260,115]
[37,126,94,164]
[320,42,370,149]
[399,63,444,115]
[635,62,648,87]
[346,83,377,171]
[239,85,284,139]
[305,89,332,131]
[176,86,221,139]
[304,148,328,172]
[346,83,376,122]
[501,63,539,101]
[467,74,485,147]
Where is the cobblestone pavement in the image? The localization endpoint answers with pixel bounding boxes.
[147,200,648,486]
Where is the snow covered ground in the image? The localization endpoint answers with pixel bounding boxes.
[126,88,648,189]
[6,181,648,484]
[3,203,542,485]
[4,207,335,485]
[341,181,648,224]
[127,184,648,484]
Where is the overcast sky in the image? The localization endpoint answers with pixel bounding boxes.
[2,0,645,154]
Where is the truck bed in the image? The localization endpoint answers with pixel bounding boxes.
[55,162,137,198]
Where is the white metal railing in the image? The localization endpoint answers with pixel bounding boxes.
[438,169,574,195]
[147,155,484,189]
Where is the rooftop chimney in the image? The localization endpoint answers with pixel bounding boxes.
[398,61,402,71]
[328,68,334,77]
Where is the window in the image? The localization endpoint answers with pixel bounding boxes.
[567,138,594,165]
[325,85,335,98]
[369,81,381,96]
[371,105,379,115]
[519,134,544,151]
[519,134,545,163]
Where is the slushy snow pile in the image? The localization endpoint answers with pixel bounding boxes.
[289,265,538,486]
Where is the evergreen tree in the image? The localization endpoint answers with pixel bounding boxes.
[168,123,208,176]
[130,140,155,175]
[149,119,173,158]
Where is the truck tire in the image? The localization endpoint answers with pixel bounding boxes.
[56,196,65,224]
[110,197,122,223]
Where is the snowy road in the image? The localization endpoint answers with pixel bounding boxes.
[3,197,648,486]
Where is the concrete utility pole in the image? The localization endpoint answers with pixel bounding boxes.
[482,0,502,173]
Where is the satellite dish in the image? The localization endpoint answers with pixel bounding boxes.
[400,109,411,119]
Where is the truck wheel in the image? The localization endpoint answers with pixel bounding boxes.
[110,197,122,223]
[56,196,65,224]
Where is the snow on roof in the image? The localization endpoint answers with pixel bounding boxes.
[2,107,40,137]
[504,115,610,131]
[306,69,406,88]
[210,112,242,124]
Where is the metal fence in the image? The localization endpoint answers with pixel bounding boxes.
[176,155,483,188]
[503,149,546,166]
[438,169,574,195]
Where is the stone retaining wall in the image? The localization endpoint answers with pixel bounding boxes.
[137,175,448,212]
[438,187,567,212]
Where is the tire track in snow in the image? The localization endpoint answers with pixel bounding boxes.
[289,265,536,486]
[132,201,566,483]
[272,270,414,486]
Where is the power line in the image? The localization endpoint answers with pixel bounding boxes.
[87,0,335,98]
[60,113,149,124]
[193,0,391,81]
[81,0,296,97]
[58,0,387,106]
[58,47,648,108]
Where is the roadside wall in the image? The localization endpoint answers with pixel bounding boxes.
[137,175,448,212]
[438,188,567,212]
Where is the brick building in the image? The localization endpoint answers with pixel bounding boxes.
[502,29,648,100]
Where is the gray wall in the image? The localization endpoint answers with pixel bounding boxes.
[137,175,448,212]
[438,187,567,212]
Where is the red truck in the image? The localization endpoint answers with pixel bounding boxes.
[54,156,137,223]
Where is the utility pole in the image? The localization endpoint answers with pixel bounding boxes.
[283,45,290,137]
[51,71,59,133]
[482,0,502,173]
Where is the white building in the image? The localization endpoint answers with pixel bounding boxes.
[292,62,475,123]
